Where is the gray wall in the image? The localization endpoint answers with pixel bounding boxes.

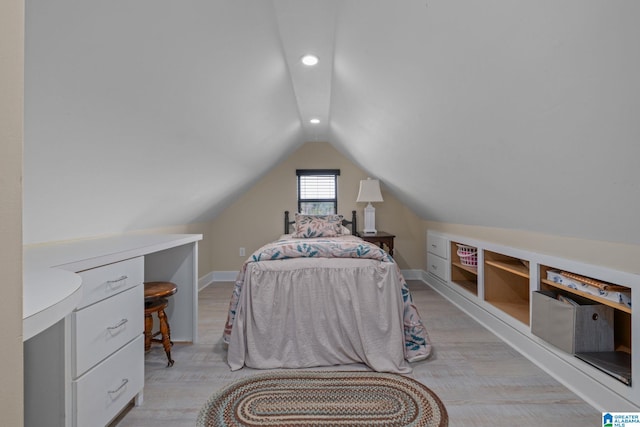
[24,1,640,249]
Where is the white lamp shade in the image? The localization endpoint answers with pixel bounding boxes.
[356,179,383,203]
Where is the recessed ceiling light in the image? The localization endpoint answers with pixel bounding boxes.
[301,54,319,66]
[310,118,320,124]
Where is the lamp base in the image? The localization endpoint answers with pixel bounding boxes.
[362,203,377,235]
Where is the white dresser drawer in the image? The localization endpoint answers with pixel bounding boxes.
[73,334,144,427]
[76,257,144,309]
[73,285,143,377]
[427,233,448,259]
[428,252,448,281]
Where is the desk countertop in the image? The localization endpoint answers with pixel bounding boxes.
[23,233,203,341]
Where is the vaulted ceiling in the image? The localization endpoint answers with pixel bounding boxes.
[24,0,640,245]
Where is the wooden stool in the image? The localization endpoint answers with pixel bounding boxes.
[144,281,178,367]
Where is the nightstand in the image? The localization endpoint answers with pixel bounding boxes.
[358,231,395,256]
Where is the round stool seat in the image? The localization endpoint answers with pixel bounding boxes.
[144,281,177,302]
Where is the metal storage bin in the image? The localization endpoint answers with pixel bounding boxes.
[531,290,614,354]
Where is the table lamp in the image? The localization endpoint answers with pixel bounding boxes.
[356,178,383,234]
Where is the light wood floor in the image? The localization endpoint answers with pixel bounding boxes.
[115,280,600,426]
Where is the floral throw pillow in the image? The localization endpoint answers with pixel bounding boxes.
[293,214,344,238]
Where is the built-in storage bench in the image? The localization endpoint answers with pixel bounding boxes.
[425,230,640,411]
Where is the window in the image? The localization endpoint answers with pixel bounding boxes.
[296,169,340,214]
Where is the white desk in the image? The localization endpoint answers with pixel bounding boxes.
[23,267,82,341]
[23,233,203,427]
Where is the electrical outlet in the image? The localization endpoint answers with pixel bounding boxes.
[239,247,245,257]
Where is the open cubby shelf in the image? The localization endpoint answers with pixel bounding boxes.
[485,259,529,278]
[451,261,478,275]
[484,250,530,326]
[539,265,632,386]
[541,278,632,314]
[449,241,478,296]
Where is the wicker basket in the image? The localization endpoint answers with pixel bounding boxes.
[456,244,478,267]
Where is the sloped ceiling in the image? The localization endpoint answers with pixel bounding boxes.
[24,0,640,245]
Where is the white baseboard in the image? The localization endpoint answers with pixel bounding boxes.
[198,272,215,291]
[199,271,239,290]
[400,269,425,280]
[213,271,239,282]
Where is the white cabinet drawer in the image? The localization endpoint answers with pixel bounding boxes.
[76,257,144,309]
[427,233,447,259]
[73,334,144,427]
[428,253,448,281]
[73,285,143,377]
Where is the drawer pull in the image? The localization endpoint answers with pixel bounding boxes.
[108,378,129,396]
[431,244,437,248]
[107,318,128,333]
[107,275,128,288]
[431,264,437,270]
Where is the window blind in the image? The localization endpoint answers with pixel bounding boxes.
[296,169,340,214]
[299,175,336,199]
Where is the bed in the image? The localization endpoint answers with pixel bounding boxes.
[223,211,432,374]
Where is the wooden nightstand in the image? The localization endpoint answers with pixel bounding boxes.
[358,231,395,256]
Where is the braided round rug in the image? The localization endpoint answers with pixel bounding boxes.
[197,370,448,426]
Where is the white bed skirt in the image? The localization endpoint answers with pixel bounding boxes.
[228,257,411,373]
